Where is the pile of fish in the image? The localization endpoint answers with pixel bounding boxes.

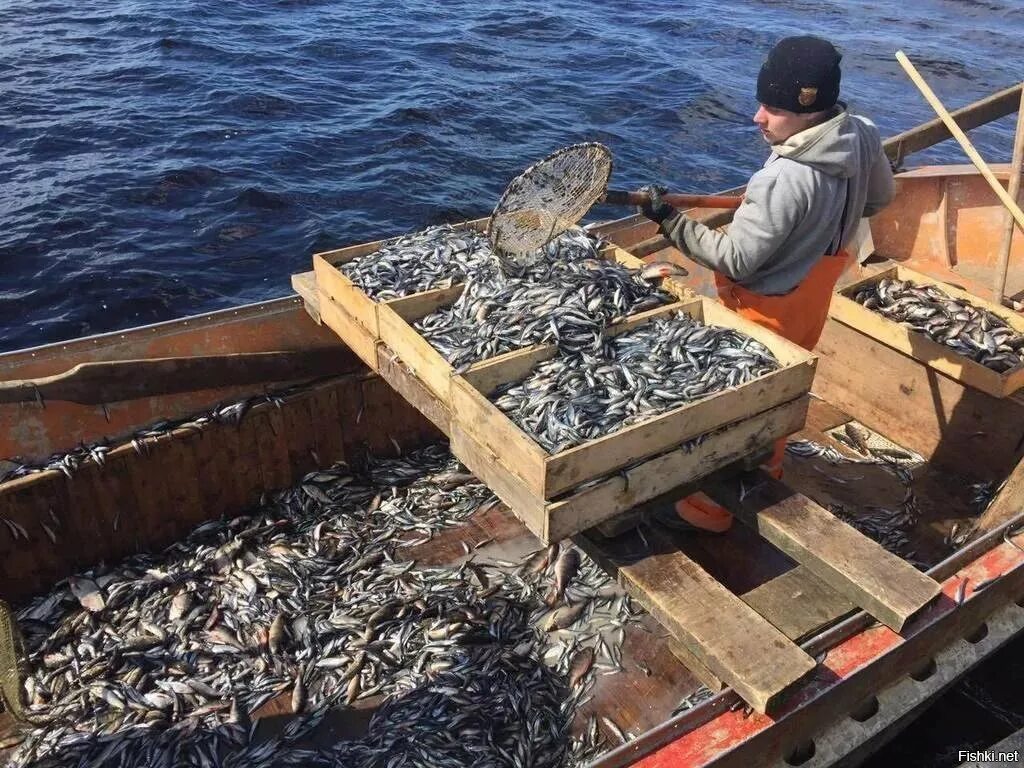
[335,222,675,369]
[338,225,496,300]
[416,244,673,369]
[852,278,1024,372]
[492,312,780,454]
[9,444,645,768]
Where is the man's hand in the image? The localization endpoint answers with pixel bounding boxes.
[637,185,675,225]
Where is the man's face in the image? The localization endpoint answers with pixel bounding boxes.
[753,104,815,144]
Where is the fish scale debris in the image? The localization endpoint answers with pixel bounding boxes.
[10,444,642,768]
[853,278,1024,372]
[492,312,781,454]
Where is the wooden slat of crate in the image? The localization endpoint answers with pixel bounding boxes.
[377,285,465,400]
[453,298,816,500]
[703,471,942,631]
[544,397,809,541]
[317,289,379,371]
[375,343,452,435]
[450,422,547,539]
[593,525,816,715]
[451,396,808,544]
[830,264,1024,398]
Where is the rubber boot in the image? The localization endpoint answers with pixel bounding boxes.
[673,492,734,533]
[760,438,787,481]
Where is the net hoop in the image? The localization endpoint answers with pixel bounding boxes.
[487,142,613,265]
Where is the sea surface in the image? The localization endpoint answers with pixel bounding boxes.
[2,1,1024,763]
[2,0,1024,353]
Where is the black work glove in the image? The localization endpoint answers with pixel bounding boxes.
[637,184,675,225]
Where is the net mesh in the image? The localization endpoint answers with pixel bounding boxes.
[488,142,613,265]
[0,599,25,723]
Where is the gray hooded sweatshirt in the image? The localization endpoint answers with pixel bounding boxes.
[659,108,895,295]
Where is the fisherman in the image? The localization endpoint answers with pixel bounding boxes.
[639,35,895,533]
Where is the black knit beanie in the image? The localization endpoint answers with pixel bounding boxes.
[756,36,842,114]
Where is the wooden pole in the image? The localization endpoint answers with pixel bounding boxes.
[895,51,1024,239]
[993,88,1024,305]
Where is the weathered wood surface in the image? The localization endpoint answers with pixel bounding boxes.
[813,316,1024,482]
[740,566,856,642]
[317,290,379,370]
[0,349,353,405]
[703,471,942,632]
[580,526,816,715]
[545,396,809,542]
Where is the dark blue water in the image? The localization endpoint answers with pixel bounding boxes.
[2,0,1023,354]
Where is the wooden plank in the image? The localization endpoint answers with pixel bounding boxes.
[313,252,382,336]
[252,406,293,492]
[157,432,207,541]
[703,471,942,632]
[608,526,816,714]
[460,345,560,396]
[82,448,142,556]
[545,396,809,542]
[335,375,371,469]
[0,349,353,405]
[282,391,321,481]
[831,263,1024,398]
[666,638,726,692]
[70,462,120,557]
[359,375,398,459]
[233,410,266,511]
[0,481,58,599]
[317,290,379,371]
[449,376,550,497]
[291,271,321,323]
[449,423,547,540]
[385,285,464,322]
[376,343,452,435]
[309,385,346,468]
[740,565,857,642]
[378,298,459,401]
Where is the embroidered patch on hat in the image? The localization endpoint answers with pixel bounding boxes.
[798,87,818,107]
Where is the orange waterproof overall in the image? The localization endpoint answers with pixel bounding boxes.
[676,250,852,532]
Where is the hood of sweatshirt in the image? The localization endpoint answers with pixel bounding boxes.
[772,107,879,179]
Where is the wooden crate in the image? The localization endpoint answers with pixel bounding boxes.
[448,301,815,540]
[451,298,816,503]
[830,264,1024,398]
[453,395,810,543]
